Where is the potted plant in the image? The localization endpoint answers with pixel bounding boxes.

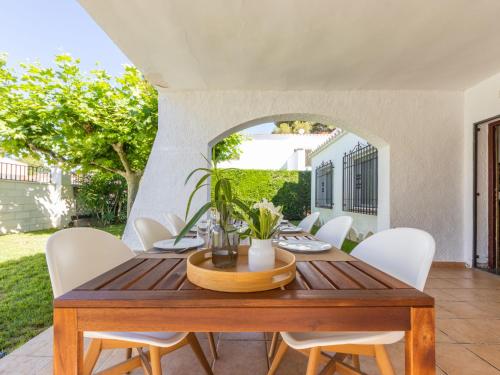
[239,199,283,271]
[176,155,248,268]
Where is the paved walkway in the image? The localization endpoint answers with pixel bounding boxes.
[1,267,500,374]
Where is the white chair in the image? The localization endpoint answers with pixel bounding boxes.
[46,228,213,375]
[315,216,353,248]
[268,228,435,375]
[164,212,186,236]
[297,212,320,233]
[134,217,173,250]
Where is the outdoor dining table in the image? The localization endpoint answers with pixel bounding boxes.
[53,231,435,374]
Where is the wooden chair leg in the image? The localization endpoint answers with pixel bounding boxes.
[268,340,289,375]
[126,348,132,359]
[149,346,162,375]
[207,332,218,360]
[306,346,322,375]
[186,333,214,375]
[83,339,102,375]
[268,332,279,359]
[374,345,395,375]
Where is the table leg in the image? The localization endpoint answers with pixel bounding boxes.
[53,308,83,375]
[405,307,435,375]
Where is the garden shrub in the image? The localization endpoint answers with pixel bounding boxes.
[74,172,127,226]
[212,169,311,220]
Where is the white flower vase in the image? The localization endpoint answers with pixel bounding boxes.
[248,238,275,271]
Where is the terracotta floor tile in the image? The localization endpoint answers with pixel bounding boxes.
[437,301,494,318]
[214,340,268,375]
[465,344,500,371]
[438,319,500,344]
[437,343,500,375]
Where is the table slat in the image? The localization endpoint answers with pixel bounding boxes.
[330,261,388,289]
[296,261,335,289]
[76,258,145,290]
[312,261,363,289]
[128,259,181,290]
[102,259,164,290]
[349,261,412,289]
[153,259,187,290]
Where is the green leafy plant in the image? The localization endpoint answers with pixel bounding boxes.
[175,155,249,244]
[0,54,158,214]
[75,172,127,226]
[238,199,283,239]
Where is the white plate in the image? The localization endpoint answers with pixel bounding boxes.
[279,226,303,234]
[153,237,204,250]
[277,239,332,253]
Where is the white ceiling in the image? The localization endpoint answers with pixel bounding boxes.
[79,0,500,90]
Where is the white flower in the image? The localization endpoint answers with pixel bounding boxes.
[253,199,282,217]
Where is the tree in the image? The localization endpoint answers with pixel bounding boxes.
[213,133,246,162]
[273,121,335,134]
[0,54,158,214]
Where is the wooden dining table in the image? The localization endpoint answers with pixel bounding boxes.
[53,232,435,374]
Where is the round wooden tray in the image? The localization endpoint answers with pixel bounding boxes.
[187,246,296,292]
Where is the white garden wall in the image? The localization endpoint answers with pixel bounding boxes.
[124,90,464,262]
[0,175,74,234]
[310,132,378,239]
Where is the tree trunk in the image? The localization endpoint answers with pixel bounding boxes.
[124,172,141,217]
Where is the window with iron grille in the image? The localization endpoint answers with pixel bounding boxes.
[343,143,378,215]
[315,161,333,208]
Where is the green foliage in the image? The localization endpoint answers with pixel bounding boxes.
[178,155,249,243]
[238,200,283,239]
[75,172,127,226]
[0,54,158,212]
[213,133,246,162]
[273,121,335,134]
[212,169,311,220]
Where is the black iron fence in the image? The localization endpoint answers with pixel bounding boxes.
[343,143,378,215]
[315,160,333,208]
[0,162,52,183]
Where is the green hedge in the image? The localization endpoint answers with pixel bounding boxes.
[212,169,311,220]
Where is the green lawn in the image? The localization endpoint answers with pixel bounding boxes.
[0,224,125,356]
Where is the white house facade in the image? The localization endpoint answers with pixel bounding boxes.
[218,134,329,171]
[78,0,500,268]
[309,131,378,241]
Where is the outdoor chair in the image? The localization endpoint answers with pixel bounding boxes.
[315,216,353,248]
[297,212,320,233]
[163,212,186,236]
[134,217,173,250]
[268,227,436,375]
[134,217,219,360]
[45,227,214,375]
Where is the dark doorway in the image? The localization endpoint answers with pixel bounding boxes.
[474,118,500,273]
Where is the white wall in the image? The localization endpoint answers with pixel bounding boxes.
[124,90,463,262]
[310,132,378,239]
[464,72,500,266]
[218,134,327,170]
[0,177,74,234]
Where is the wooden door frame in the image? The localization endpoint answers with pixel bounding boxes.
[487,120,500,270]
[474,116,500,271]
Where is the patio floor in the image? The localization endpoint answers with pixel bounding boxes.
[1,267,499,374]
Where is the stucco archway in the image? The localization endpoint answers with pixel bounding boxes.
[207,113,390,233]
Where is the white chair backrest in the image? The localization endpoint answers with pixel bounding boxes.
[164,213,186,236]
[351,228,435,291]
[134,217,173,250]
[315,216,353,248]
[46,228,135,298]
[298,212,320,233]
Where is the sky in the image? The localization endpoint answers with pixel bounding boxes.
[0,0,130,76]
